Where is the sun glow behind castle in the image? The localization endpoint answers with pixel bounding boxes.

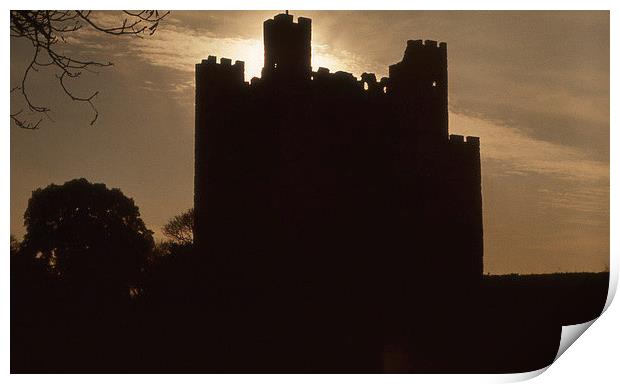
[129,14,380,83]
[195,39,374,82]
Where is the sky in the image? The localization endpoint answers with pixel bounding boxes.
[10,11,609,274]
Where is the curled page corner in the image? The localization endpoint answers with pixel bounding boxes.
[603,268,617,313]
[504,366,550,383]
[498,320,597,383]
[550,263,616,367]
[554,319,596,362]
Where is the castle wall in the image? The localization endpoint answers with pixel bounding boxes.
[194,14,483,316]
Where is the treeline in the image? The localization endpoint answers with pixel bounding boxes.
[483,272,609,325]
[10,178,611,373]
[11,178,205,372]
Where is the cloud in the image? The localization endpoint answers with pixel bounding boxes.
[125,27,380,84]
[451,112,608,183]
[452,111,608,234]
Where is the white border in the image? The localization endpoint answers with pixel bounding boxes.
[3,1,617,383]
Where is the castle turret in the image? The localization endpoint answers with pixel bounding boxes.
[262,12,312,82]
[194,56,246,252]
[389,39,448,145]
[446,134,483,282]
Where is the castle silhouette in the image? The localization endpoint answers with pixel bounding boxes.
[13,12,610,375]
[193,12,483,370]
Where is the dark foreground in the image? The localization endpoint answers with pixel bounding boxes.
[11,263,608,373]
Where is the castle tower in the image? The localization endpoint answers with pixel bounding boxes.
[389,40,448,145]
[194,56,245,252]
[262,12,312,82]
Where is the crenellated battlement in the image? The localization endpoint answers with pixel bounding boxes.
[406,39,447,50]
[198,56,245,71]
[266,13,311,27]
[449,134,481,146]
[196,56,245,87]
[466,136,480,146]
[400,39,447,66]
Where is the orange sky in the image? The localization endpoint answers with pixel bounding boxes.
[10,11,609,274]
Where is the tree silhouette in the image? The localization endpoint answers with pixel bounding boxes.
[21,178,154,299]
[10,234,21,254]
[162,208,194,245]
[10,10,169,129]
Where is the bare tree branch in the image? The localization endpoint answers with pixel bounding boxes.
[11,110,42,130]
[10,10,170,129]
[162,209,194,245]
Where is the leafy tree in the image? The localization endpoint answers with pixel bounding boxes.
[10,234,21,254]
[162,208,194,245]
[21,178,154,298]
